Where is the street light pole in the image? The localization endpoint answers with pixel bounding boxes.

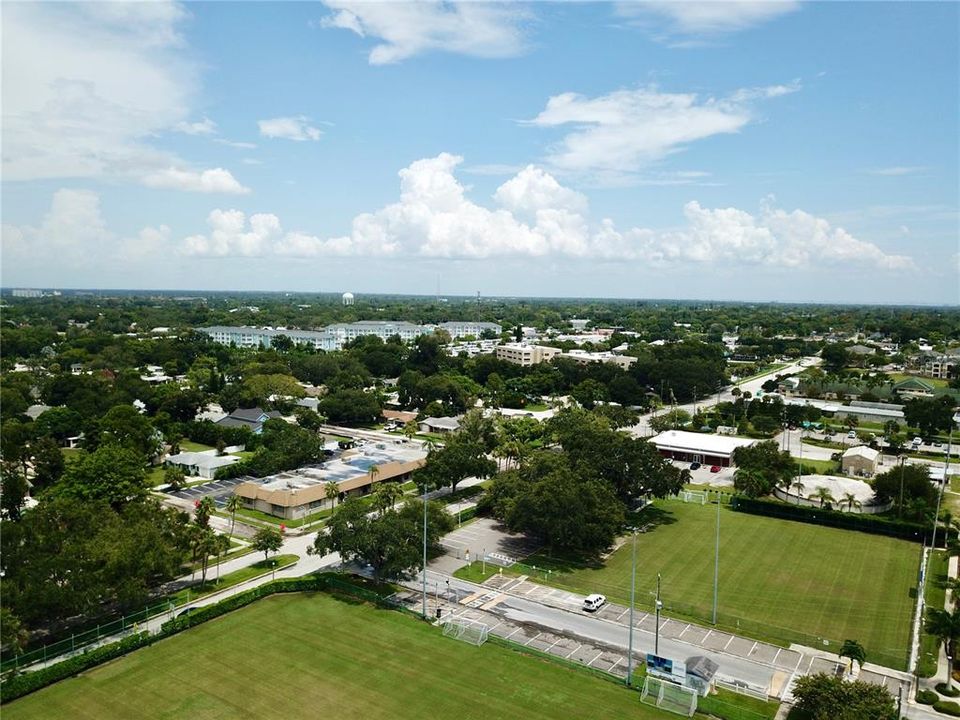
[626,529,637,687]
[712,492,720,625]
[655,573,662,656]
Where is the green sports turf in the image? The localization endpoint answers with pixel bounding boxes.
[4,593,678,720]
[527,500,920,669]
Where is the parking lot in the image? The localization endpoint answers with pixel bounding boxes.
[672,461,736,487]
[169,476,248,508]
[437,517,540,571]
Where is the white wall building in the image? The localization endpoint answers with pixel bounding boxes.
[437,321,502,339]
[496,343,563,366]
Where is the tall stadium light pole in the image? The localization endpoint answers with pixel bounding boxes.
[626,529,637,687]
[422,481,428,620]
[712,492,720,625]
[932,429,953,552]
[898,456,906,519]
[655,573,662,656]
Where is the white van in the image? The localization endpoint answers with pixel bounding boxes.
[583,594,606,612]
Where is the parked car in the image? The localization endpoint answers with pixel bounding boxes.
[583,594,606,612]
[934,441,944,448]
[690,462,702,470]
[847,430,857,439]
[913,437,923,446]
[710,465,721,473]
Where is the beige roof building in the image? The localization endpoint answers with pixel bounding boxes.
[841,446,880,477]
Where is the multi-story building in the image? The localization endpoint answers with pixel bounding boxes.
[437,321,502,339]
[199,326,338,350]
[496,343,563,366]
[324,320,430,345]
[924,355,957,380]
[11,289,43,298]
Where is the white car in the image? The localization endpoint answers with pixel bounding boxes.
[913,437,923,446]
[847,430,857,439]
[583,594,606,612]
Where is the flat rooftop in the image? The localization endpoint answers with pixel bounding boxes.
[649,430,757,457]
[254,443,427,493]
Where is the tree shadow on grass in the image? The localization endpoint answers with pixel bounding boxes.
[627,505,678,531]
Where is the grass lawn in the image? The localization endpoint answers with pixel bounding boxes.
[888,373,949,389]
[181,440,215,452]
[918,550,949,677]
[168,555,299,605]
[522,500,920,669]
[796,458,840,475]
[3,593,679,720]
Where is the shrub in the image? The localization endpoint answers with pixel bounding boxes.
[933,700,960,716]
[729,496,945,544]
[918,689,939,705]
[937,683,960,698]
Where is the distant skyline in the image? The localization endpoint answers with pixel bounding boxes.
[2,1,958,305]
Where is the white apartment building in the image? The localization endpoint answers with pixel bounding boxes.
[199,326,337,350]
[562,349,637,370]
[324,321,429,344]
[437,321,502,339]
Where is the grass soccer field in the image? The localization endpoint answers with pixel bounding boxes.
[526,500,920,669]
[4,592,679,720]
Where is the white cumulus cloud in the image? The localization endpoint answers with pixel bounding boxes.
[178,153,913,273]
[258,116,323,142]
[526,83,800,178]
[174,117,217,135]
[1,189,173,274]
[318,1,530,64]
[616,1,800,36]
[142,167,251,194]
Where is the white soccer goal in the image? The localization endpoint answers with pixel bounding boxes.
[640,677,697,717]
[678,490,707,505]
[442,618,490,646]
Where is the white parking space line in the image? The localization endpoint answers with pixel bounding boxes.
[722,635,735,651]
[504,627,521,640]
[564,644,582,659]
[586,651,603,666]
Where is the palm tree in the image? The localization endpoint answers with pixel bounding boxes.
[839,639,866,675]
[373,482,402,516]
[808,487,835,508]
[195,496,215,528]
[780,474,795,499]
[925,608,960,673]
[845,415,860,431]
[214,532,231,583]
[841,492,862,512]
[225,494,242,537]
[194,528,219,587]
[369,464,380,486]
[325,481,340,511]
[792,478,806,505]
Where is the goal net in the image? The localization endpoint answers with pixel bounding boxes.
[678,490,707,505]
[442,618,490,646]
[640,677,697,717]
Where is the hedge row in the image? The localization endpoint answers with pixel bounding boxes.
[0,632,154,704]
[1,574,386,704]
[729,496,951,545]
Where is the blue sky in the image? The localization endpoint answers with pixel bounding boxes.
[2,1,957,304]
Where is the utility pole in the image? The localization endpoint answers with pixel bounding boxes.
[655,573,662,656]
[712,493,720,625]
[692,386,697,418]
[626,529,638,687]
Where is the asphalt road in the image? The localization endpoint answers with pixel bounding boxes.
[414,569,779,691]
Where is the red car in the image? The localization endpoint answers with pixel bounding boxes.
[710,465,721,473]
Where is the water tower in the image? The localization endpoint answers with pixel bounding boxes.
[342,292,354,306]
